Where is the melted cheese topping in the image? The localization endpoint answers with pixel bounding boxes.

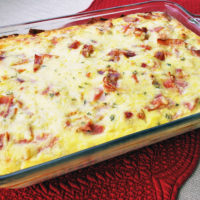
[0,12,200,175]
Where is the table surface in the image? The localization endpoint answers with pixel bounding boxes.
[0,0,199,199]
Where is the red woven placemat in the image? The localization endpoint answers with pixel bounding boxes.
[1,0,200,199]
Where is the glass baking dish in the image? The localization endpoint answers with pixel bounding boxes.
[0,0,200,188]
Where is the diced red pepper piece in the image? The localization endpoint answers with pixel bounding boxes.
[141,63,147,68]
[107,49,121,62]
[191,49,200,57]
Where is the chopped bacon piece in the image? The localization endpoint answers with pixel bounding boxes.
[124,111,133,119]
[34,54,44,72]
[123,17,139,23]
[191,49,200,57]
[86,72,91,78]
[81,44,94,57]
[145,94,169,111]
[36,133,49,141]
[175,79,188,88]
[68,40,81,49]
[48,137,58,148]
[94,89,103,101]
[0,95,13,105]
[65,120,71,127]
[163,73,175,88]
[141,63,147,68]
[42,86,50,95]
[122,50,136,58]
[79,121,104,134]
[0,132,9,150]
[184,98,199,111]
[132,73,139,83]
[15,139,32,144]
[137,110,146,120]
[104,20,113,29]
[153,26,164,32]
[135,27,147,33]
[16,69,26,73]
[103,70,120,92]
[122,24,131,33]
[51,37,58,45]
[157,38,184,45]
[107,49,121,62]
[154,51,165,61]
[138,13,153,19]
[140,45,152,50]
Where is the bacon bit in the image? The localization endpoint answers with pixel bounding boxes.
[138,13,153,19]
[145,94,169,111]
[122,50,136,58]
[103,70,120,92]
[16,78,25,83]
[140,45,152,50]
[175,79,188,89]
[0,132,9,150]
[141,63,147,68]
[191,49,200,57]
[86,72,91,78]
[124,111,133,119]
[34,54,43,72]
[132,73,139,83]
[123,24,131,33]
[54,92,60,96]
[12,59,29,66]
[16,100,23,108]
[48,137,58,148]
[153,26,164,32]
[42,86,50,95]
[0,95,13,105]
[135,27,147,33]
[51,37,58,45]
[137,110,146,120]
[163,73,175,88]
[2,75,8,80]
[157,38,184,45]
[15,139,32,144]
[175,69,184,79]
[154,51,165,61]
[94,89,103,101]
[17,69,26,73]
[123,17,139,23]
[107,49,121,62]
[79,122,104,134]
[104,20,113,29]
[65,120,71,127]
[81,44,94,57]
[184,98,199,111]
[36,133,49,140]
[69,40,81,49]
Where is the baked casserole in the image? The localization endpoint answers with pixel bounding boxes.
[0,11,200,175]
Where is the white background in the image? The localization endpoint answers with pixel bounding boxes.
[0,0,199,199]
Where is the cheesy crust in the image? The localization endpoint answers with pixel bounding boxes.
[0,12,200,175]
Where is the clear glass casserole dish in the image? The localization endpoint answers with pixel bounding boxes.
[0,0,200,188]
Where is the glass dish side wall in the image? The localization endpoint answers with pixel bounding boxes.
[0,1,200,188]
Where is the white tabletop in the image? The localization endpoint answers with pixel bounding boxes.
[0,0,199,199]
